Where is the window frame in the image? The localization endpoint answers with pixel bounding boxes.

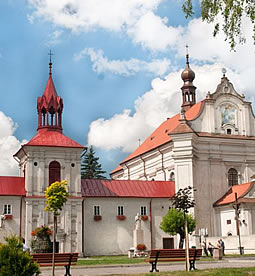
[49,160,61,186]
[140,206,147,216]
[228,168,238,186]
[3,204,12,215]
[169,172,175,181]
[117,206,124,216]
[93,205,101,216]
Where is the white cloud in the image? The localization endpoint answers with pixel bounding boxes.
[0,112,25,176]
[27,0,162,31]
[128,12,183,51]
[46,30,63,46]
[88,63,245,152]
[74,48,171,76]
[177,16,255,72]
[27,0,182,51]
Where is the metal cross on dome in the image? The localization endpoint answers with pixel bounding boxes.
[222,68,227,77]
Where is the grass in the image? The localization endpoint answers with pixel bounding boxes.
[77,255,146,266]
[77,254,255,266]
[99,267,255,275]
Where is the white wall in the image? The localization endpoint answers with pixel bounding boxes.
[83,197,174,256]
[0,196,24,242]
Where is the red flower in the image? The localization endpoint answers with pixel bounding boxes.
[136,244,147,251]
[141,215,148,221]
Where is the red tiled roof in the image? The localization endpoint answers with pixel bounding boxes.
[111,101,204,174]
[0,176,26,196]
[26,128,84,148]
[214,182,253,206]
[170,121,195,135]
[81,179,175,198]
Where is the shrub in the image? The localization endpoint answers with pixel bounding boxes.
[136,244,147,251]
[0,234,40,276]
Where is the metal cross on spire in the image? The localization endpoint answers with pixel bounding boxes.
[48,50,54,75]
[48,50,54,62]
[185,44,189,64]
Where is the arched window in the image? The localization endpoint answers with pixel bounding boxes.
[49,161,61,186]
[169,172,175,182]
[228,168,238,186]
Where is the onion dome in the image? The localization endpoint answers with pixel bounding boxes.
[180,52,196,112]
[181,54,195,83]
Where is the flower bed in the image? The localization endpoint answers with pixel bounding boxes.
[31,225,53,253]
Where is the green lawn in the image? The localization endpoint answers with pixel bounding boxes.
[77,255,146,266]
[77,254,253,266]
[103,267,255,275]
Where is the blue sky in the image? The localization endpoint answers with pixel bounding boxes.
[1,0,255,177]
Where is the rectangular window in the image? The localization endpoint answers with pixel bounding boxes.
[140,206,147,216]
[3,204,12,215]
[94,205,101,216]
[227,219,231,224]
[117,206,124,216]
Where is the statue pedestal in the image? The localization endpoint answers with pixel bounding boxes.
[133,229,144,248]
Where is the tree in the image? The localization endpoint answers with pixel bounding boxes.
[81,146,106,179]
[0,235,40,276]
[171,186,195,271]
[160,208,196,249]
[45,180,69,276]
[182,0,255,49]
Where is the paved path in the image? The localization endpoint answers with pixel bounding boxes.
[41,258,255,276]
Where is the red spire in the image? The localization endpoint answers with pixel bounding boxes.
[37,55,63,132]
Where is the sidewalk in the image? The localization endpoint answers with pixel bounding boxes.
[41,257,255,276]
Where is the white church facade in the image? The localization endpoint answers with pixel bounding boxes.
[1,55,255,255]
[111,55,255,252]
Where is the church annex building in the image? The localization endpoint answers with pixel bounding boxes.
[1,55,255,255]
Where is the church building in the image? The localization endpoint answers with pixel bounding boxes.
[111,54,255,251]
[1,54,255,255]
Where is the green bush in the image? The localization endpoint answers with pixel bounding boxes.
[0,234,40,276]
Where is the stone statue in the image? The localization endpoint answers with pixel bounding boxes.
[0,214,5,228]
[135,213,141,230]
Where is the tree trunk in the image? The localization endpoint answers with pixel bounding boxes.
[185,218,190,272]
[52,215,57,276]
[179,234,185,248]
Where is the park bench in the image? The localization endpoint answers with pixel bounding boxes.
[32,252,78,276]
[146,248,202,272]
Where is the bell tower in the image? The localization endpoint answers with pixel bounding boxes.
[14,54,85,255]
[37,55,63,132]
[181,47,196,112]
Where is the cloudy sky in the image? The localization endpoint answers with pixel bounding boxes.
[0,0,255,177]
